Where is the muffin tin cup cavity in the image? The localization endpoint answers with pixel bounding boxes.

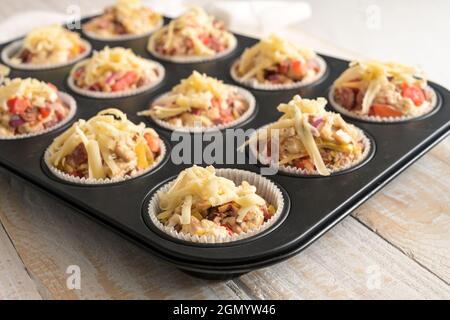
[146,168,286,244]
[328,85,439,123]
[0,92,77,140]
[43,137,167,185]
[1,39,92,71]
[248,123,373,176]
[82,18,164,42]
[67,60,165,99]
[147,34,238,64]
[143,85,256,133]
[230,55,327,91]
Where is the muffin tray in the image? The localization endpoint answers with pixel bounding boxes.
[1,18,450,279]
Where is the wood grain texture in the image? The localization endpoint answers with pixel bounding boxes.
[0,0,449,300]
[239,217,450,300]
[0,171,248,300]
[0,222,42,299]
[353,138,450,284]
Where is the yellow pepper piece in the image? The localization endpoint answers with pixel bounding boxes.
[135,142,149,169]
[318,141,354,153]
[268,204,276,215]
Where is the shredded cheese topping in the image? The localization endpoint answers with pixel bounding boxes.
[114,0,162,34]
[236,34,317,81]
[334,60,427,115]
[247,95,363,176]
[20,25,83,57]
[71,47,157,87]
[48,108,160,180]
[141,71,229,120]
[158,165,267,226]
[0,78,57,110]
[149,7,235,57]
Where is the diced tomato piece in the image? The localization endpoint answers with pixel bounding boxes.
[401,82,425,106]
[199,34,210,46]
[291,60,303,75]
[47,82,58,92]
[7,97,31,114]
[369,104,403,117]
[111,71,138,91]
[221,114,234,123]
[218,105,233,123]
[295,158,315,171]
[39,107,51,119]
[73,68,84,79]
[144,133,160,153]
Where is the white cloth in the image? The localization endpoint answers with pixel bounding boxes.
[0,1,311,44]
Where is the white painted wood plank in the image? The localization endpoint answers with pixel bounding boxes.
[353,138,450,284]
[0,222,42,299]
[239,217,450,300]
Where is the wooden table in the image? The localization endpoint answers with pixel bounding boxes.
[0,0,449,299]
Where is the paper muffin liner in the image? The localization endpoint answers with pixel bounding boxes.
[147,34,238,63]
[1,39,92,71]
[230,55,327,90]
[44,137,167,185]
[249,123,372,176]
[0,92,77,140]
[328,85,438,123]
[82,18,164,42]
[147,168,286,244]
[67,60,165,99]
[142,85,256,132]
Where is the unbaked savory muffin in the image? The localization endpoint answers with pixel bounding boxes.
[155,165,276,238]
[231,35,325,89]
[147,7,237,62]
[9,25,89,66]
[331,60,436,120]
[46,108,163,181]
[69,47,163,96]
[138,71,253,129]
[247,95,370,176]
[0,78,72,137]
[83,0,162,39]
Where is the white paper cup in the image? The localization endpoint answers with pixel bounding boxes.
[44,137,167,185]
[328,85,438,123]
[249,123,372,176]
[142,85,256,132]
[230,56,327,90]
[0,92,77,140]
[147,34,238,63]
[147,168,286,244]
[82,18,164,42]
[67,60,165,99]
[1,39,92,71]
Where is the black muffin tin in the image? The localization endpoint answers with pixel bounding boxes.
[1,17,449,279]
